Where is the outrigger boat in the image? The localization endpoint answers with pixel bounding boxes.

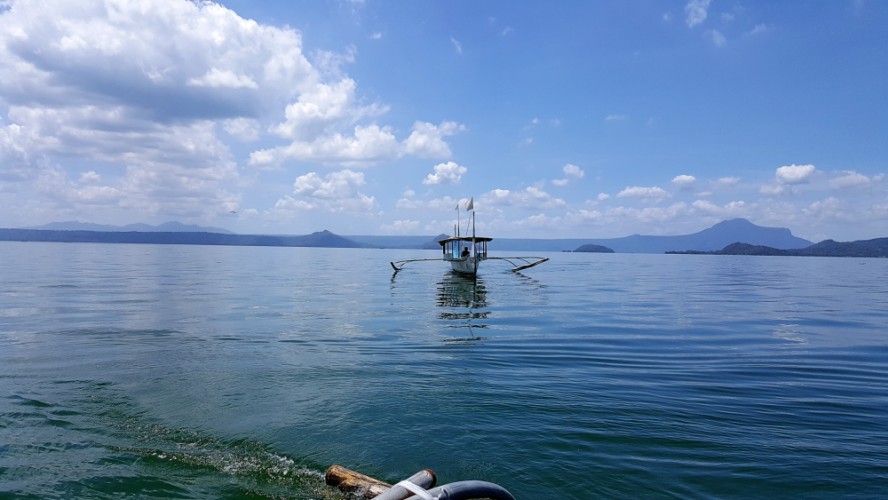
[390,199,549,276]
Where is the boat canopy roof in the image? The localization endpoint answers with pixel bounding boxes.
[438,235,493,246]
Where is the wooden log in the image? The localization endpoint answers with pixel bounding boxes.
[325,464,392,499]
[325,465,437,500]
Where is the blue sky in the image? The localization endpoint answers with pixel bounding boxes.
[1,0,885,241]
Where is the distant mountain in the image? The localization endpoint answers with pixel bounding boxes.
[0,228,363,248]
[572,218,812,253]
[347,234,443,249]
[348,219,812,253]
[669,238,888,258]
[29,221,233,234]
[2,218,818,254]
[422,234,451,250]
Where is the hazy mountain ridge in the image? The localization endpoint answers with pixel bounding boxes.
[576,218,811,253]
[6,218,882,257]
[0,229,361,248]
[29,221,233,234]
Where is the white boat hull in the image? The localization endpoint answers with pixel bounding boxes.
[448,257,479,276]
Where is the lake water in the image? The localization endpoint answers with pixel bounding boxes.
[1,242,887,499]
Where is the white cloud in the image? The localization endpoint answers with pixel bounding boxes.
[672,174,696,188]
[403,121,465,158]
[286,169,375,213]
[567,209,604,224]
[760,183,786,196]
[829,170,875,189]
[605,114,629,122]
[0,0,464,226]
[563,163,585,179]
[617,186,670,202]
[776,164,816,184]
[270,78,387,140]
[423,161,468,185]
[685,0,711,28]
[552,163,585,186]
[516,213,562,229]
[79,171,101,183]
[691,199,747,217]
[0,0,309,222]
[380,219,420,234]
[187,68,258,89]
[252,121,465,168]
[597,193,610,201]
[804,196,846,220]
[250,124,401,167]
[223,118,261,141]
[715,176,741,187]
[481,186,566,210]
[600,202,691,229]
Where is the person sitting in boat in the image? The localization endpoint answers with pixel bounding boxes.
[461,246,470,258]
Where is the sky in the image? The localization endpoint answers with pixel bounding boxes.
[1,0,886,242]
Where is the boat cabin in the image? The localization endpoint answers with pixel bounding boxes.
[439,236,492,261]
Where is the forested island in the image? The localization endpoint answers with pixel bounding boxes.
[667,239,888,258]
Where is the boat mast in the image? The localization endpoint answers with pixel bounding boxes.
[456,202,460,238]
[469,198,478,275]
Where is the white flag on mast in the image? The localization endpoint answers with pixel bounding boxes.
[466,197,474,211]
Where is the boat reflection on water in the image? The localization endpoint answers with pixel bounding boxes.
[436,272,489,342]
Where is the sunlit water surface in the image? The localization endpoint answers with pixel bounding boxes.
[2,242,887,498]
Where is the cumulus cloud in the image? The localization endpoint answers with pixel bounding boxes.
[759,183,786,196]
[423,161,467,185]
[481,186,566,210]
[380,219,420,234]
[685,0,711,28]
[829,170,876,189]
[715,176,741,187]
[552,163,585,186]
[672,174,696,188]
[188,68,258,89]
[251,124,401,168]
[0,0,462,225]
[270,79,388,140]
[617,186,670,202]
[252,120,465,168]
[776,164,816,184]
[0,0,307,222]
[804,196,846,220]
[691,199,747,217]
[284,169,375,213]
[516,213,562,229]
[403,121,466,158]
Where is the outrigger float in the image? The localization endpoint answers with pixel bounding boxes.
[326,464,515,500]
[390,199,549,277]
